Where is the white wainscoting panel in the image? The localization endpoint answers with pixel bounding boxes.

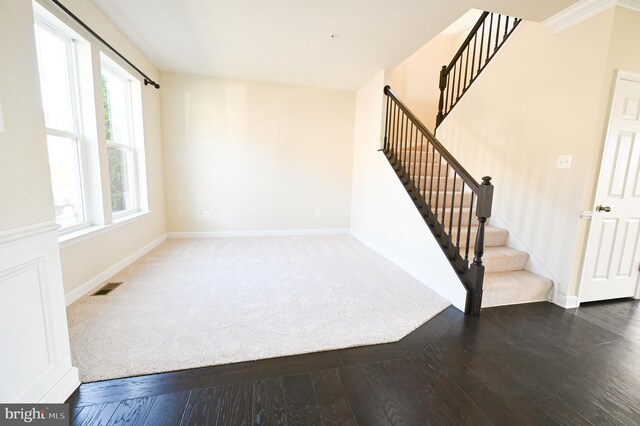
[0,222,79,402]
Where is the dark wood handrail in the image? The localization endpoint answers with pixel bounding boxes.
[446,12,490,71]
[384,85,479,193]
[382,85,494,315]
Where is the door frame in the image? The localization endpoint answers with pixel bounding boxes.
[578,69,640,304]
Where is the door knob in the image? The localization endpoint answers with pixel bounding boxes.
[596,205,611,212]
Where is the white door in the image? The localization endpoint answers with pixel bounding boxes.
[580,73,640,303]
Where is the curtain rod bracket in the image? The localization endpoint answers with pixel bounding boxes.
[144,79,160,89]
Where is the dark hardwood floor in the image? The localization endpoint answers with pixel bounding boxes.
[67,300,640,425]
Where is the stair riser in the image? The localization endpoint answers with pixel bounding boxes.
[481,272,554,308]
[410,177,466,191]
[401,152,456,165]
[482,291,551,308]
[412,161,450,173]
[403,151,438,159]
[431,192,475,208]
[483,252,528,273]
[400,165,450,178]
[438,215,478,238]
[391,155,445,168]
[433,191,475,208]
[452,230,508,250]
[414,197,474,212]
[436,209,472,230]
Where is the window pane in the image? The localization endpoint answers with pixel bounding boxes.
[34,23,75,133]
[108,146,135,213]
[47,135,85,227]
[102,70,130,144]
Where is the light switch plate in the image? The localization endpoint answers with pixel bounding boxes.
[557,154,572,169]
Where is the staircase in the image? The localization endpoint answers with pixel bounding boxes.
[382,11,553,315]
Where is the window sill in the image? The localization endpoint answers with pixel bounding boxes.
[58,210,152,248]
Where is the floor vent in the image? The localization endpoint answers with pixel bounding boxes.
[92,282,123,296]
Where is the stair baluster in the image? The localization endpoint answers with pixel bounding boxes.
[436,11,522,129]
[383,85,494,315]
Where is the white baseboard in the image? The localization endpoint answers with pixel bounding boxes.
[40,367,79,403]
[65,234,167,306]
[349,229,465,311]
[168,228,350,239]
[554,293,580,309]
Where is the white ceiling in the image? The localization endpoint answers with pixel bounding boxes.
[89,0,577,91]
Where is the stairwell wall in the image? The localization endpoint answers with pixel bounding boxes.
[387,33,457,132]
[434,12,617,303]
[349,71,467,310]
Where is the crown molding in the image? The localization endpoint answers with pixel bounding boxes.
[618,0,640,12]
[544,0,615,33]
[544,0,640,34]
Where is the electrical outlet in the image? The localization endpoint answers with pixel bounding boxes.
[557,155,572,169]
[203,211,210,220]
[315,210,321,218]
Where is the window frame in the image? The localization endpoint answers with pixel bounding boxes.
[33,0,150,242]
[34,15,92,234]
[101,57,141,219]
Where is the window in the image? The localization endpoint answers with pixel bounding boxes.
[101,58,139,216]
[34,17,88,230]
[33,3,148,240]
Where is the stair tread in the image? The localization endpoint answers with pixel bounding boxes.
[433,206,472,212]
[481,225,507,234]
[483,246,528,257]
[432,190,470,194]
[456,225,508,237]
[454,226,508,249]
[414,175,452,178]
[482,246,529,272]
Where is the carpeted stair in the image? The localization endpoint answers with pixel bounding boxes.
[402,144,554,308]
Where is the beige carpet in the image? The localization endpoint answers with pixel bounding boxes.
[67,235,449,382]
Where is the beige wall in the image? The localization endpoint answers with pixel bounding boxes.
[0,0,55,231]
[436,11,617,299]
[570,7,640,297]
[54,0,166,295]
[0,0,167,295]
[161,72,355,233]
[387,34,457,131]
[604,8,640,81]
[350,71,466,309]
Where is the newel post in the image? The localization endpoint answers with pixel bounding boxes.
[383,85,392,152]
[465,176,494,315]
[436,66,447,129]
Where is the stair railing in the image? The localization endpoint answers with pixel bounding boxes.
[436,11,521,128]
[383,85,493,315]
